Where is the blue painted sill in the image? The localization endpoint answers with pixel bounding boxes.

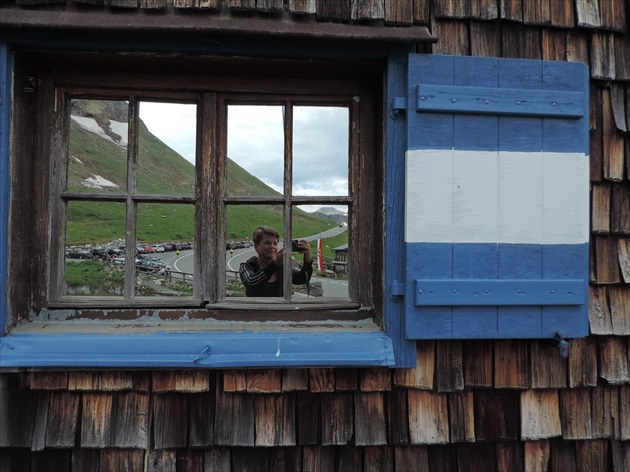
[0,330,396,368]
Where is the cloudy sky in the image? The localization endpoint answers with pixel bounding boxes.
[139,102,350,201]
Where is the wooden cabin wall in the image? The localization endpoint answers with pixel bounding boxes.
[1,0,630,470]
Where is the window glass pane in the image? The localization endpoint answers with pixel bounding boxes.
[227,204,284,298]
[138,102,196,195]
[64,201,126,296]
[293,106,349,197]
[292,205,349,299]
[136,203,195,297]
[68,99,128,193]
[227,105,284,196]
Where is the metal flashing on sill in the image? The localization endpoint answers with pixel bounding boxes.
[0,11,435,44]
[0,330,396,368]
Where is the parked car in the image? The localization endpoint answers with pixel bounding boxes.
[68,249,92,260]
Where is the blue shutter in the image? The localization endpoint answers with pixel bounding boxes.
[399,54,589,340]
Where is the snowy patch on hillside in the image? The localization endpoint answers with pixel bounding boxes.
[83,175,119,189]
[71,115,128,148]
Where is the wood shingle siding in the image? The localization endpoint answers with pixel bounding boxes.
[2,0,630,470]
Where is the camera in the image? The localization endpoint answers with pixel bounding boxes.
[291,240,304,252]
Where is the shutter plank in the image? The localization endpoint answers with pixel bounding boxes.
[408,390,449,444]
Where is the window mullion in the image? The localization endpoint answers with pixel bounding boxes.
[124,97,139,299]
[283,102,293,301]
[201,92,218,302]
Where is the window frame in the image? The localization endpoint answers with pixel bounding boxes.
[5,50,385,328]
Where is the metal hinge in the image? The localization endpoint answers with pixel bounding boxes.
[390,97,407,119]
[389,282,404,299]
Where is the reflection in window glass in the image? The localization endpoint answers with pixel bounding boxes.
[227,105,284,196]
[292,205,349,299]
[136,203,195,297]
[226,205,286,298]
[138,102,196,195]
[67,99,128,194]
[64,201,126,297]
[293,106,349,197]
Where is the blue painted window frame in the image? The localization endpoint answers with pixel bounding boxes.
[0,43,589,370]
[0,41,406,368]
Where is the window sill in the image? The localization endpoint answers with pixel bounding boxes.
[0,318,395,368]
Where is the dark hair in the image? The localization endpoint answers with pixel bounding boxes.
[252,226,279,244]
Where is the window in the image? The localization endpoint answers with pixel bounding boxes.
[0,47,590,368]
[7,50,382,321]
